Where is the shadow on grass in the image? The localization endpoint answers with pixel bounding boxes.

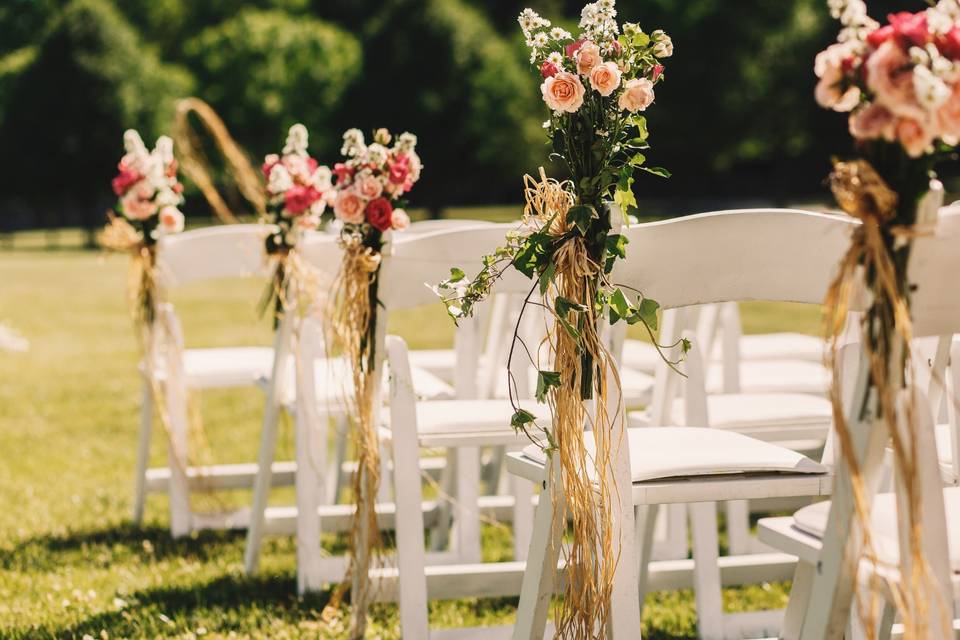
[0,522,248,572]
[3,573,336,639]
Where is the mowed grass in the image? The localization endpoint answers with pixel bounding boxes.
[0,242,822,639]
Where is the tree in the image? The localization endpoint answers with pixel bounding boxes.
[182,8,362,157]
[0,0,193,239]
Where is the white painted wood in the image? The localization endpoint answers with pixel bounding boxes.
[157,305,192,538]
[690,501,724,640]
[144,461,296,492]
[243,310,294,574]
[132,378,154,524]
[454,446,483,564]
[511,463,534,562]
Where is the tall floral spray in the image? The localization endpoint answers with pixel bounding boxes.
[324,127,417,638]
[101,130,185,328]
[437,2,682,637]
[259,124,332,325]
[816,0,960,635]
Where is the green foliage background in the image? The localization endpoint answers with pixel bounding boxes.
[0,0,946,227]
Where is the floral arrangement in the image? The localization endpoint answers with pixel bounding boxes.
[816,2,960,636]
[330,127,417,237]
[817,0,960,161]
[324,127,419,639]
[261,123,332,254]
[436,2,681,637]
[102,130,185,325]
[258,124,332,324]
[110,130,185,242]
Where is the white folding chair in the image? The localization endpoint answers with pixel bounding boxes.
[509,208,864,640]
[756,190,960,639]
[137,224,284,537]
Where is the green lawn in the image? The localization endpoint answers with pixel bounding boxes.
[0,244,822,639]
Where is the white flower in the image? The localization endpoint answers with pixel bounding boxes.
[532,32,549,48]
[914,64,952,110]
[283,123,309,156]
[518,8,550,36]
[123,129,148,157]
[396,132,418,153]
[267,163,293,194]
[341,128,366,157]
[154,136,174,165]
[652,31,673,58]
[928,0,960,34]
[547,51,564,67]
[312,165,332,191]
[549,27,571,41]
[365,143,388,166]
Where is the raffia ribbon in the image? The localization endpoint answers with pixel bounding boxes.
[824,159,946,638]
[322,237,384,639]
[520,169,621,639]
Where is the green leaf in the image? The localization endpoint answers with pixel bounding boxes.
[628,152,646,167]
[566,204,596,236]
[681,337,692,354]
[555,296,586,317]
[633,32,650,47]
[511,409,537,432]
[605,233,628,258]
[640,166,671,179]
[538,262,556,296]
[610,288,630,318]
[614,168,637,214]
[638,298,660,331]
[535,370,562,403]
[557,315,581,341]
[447,267,465,283]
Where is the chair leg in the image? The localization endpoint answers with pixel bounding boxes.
[635,503,660,618]
[391,430,430,637]
[377,438,392,503]
[243,386,284,574]
[328,413,348,504]
[295,405,325,594]
[512,467,534,562]
[453,446,482,563]
[689,502,724,640]
[132,379,154,525]
[429,449,456,552]
[781,560,814,640]
[724,500,751,557]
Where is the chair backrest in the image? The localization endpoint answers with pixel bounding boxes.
[378,224,532,311]
[406,218,496,234]
[157,224,274,288]
[297,231,343,278]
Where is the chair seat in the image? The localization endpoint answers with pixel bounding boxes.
[628,393,832,430]
[706,359,829,396]
[417,400,550,444]
[521,427,826,483]
[790,488,960,571]
[621,333,825,373]
[407,348,457,383]
[181,346,275,389]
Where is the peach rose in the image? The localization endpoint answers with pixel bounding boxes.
[618,78,655,112]
[356,173,383,200]
[158,206,184,233]
[814,43,860,112]
[334,189,365,224]
[848,103,896,141]
[896,117,936,157]
[576,41,601,76]
[867,40,926,121]
[541,72,585,113]
[938,83,960,144]
[121,183,158,221]
[589,61,621,97]
[391,208,410,231]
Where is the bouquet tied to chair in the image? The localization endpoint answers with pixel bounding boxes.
[436,1,684,636]
[816,0,960,634]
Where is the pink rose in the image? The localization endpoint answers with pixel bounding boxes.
[334,189,365,224]
[541,72,585,113]
[589,61,621,97]
[387,156,411,186]
[158,206,184,234]
[332,162,354,185]
[938,27,960,60]
[365,197,394,232]
[867,40,926,121]
[565,38,585,59]
[814,43,861,112]
[938,83,960,143]
[121,185,158,221]
[391,208,410,231]
[540,60,559,78]
[617,78,655,112]
[284,185,322,216]
[888,11,929,48]
[112,168,142,197]
[896,117,936,157]
[848,103,896,141]
[867,25,896,49]
[356,174,384,199]
[576,41,601,76]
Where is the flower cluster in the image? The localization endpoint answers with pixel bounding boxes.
[111,130,185,238]
[817,0,960,157]
[262,124,333,249]
[520,0,671,117]
[330,128,419,233]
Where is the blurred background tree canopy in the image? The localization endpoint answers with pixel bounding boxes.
[1,0,953,232]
